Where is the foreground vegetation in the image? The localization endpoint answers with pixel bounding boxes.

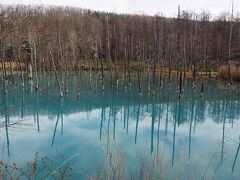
[1,140,239,179]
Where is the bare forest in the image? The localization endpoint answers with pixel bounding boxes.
[0,5,239,80]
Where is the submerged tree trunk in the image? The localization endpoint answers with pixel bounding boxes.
[127,46,131,87]
[168,56,171,85]
[137,44,142,96]
[124,38,128,91]
[18,53,24,88]
[49,46,63,97]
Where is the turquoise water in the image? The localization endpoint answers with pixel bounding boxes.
[0,72,240,179]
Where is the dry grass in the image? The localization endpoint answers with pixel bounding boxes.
[0,152,74,179]
[0,62,25,71]
[218,64,240,80]
[0,61,219,81]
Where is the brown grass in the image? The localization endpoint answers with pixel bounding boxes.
[218,64,240,80]
[0,61,220,80]
[0,62,25,71]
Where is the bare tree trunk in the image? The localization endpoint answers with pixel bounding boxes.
[152,17,158,96]
[228,0,234,85]
[137,43,142,96]
[200,80,204,97]
[183,39,187,81]
[58,30,65,86]
[99,40,105,91]
[128,36,131,87]
[106,16,111,62]
[159,19,164,89]
[124,38,127,91]
[18,49,24,88]
[179,70,183,99]
[168,56,171,85]
[49,45,63,97]
[33,39,39,91]
[192,15,198,88]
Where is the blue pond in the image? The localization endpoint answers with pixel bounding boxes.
[0,72,240,179]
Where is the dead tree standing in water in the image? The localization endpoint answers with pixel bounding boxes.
[29,32,39,91]
[152,17,158,96]
[137,41,142,96]
[192,15,198,89]
[99,39,105,91]
[49,45,63,97]
[177,6,183,98]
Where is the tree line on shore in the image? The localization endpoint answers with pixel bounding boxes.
[0,4,239,95]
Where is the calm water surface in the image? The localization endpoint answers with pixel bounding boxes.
[0,72,240,179]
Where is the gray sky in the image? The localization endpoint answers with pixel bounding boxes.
[1,0,239,17]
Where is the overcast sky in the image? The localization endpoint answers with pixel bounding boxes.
[1,0,239,17]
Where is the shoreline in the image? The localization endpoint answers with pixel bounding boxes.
[1,62,239,82]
